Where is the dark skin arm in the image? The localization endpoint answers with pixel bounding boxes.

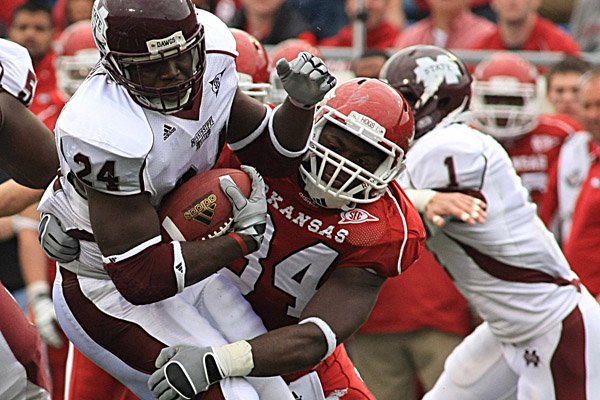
[246,267,386,376]
[0,91,59,188]
[87,189,256,287]
[227,88,314,151]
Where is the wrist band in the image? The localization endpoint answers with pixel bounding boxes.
[228,232,249,256]
[299,317,337,361]
[404,189,438,212]
[213,340,254,377]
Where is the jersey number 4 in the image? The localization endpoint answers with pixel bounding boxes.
[74,153,120,191]
[224,215,339,318]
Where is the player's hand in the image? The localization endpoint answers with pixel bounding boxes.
[148,345,224,400]
[425,193,487,227]
[276,52,337,109]
[27,281,63,348]
[219,166,267,249]
[38,213,80,263]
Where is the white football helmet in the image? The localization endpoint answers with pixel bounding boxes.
[471,52,540,140]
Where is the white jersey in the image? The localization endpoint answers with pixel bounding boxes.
[39,10,239,275]
[0,39,37,106]
[399,122,581,343]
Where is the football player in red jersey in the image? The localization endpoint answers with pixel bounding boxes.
[148,78,427,400]
[471,52,580,208]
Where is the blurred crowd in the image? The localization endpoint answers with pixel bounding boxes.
[1,0,600,399]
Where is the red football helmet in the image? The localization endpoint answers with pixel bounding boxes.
[380,45,472,139]
[92,0,205,113]
[471,52,539,140]
[230,28,271,103]
[55,20,100,97]
[268,39,323,105]
[300,78,415,209]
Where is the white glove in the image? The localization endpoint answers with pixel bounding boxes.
[219,165,267,248]
[276,52,337,108]
[148,345,225,400]
[38,213,80,263]
[27,281,63,348]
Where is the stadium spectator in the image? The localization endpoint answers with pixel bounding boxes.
[471,52,579,209]
[351,49,389,78]
[569,0,600,53]
[320,0,402,50]
[229,0,316,44]
[395,0,495,50]
[546,55,590,125]
[540,69,600,297]
[9,0,61,126]
[287,0,348,40]
[52,0,93,34]
[409,0,496,22]
[472,0,580,55]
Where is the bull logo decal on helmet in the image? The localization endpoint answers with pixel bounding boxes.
[414,55,462,108]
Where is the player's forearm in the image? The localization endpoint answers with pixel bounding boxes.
[180,234,256,286]
[247,323,328,376]
[271,98,314,152]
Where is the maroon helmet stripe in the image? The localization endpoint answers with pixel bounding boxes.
[60,268,165,374]
[551,306,587,399]
[454,238,578,288]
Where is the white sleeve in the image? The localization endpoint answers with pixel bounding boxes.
[0,39,37,106]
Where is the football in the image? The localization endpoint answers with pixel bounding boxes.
[158,168,252,242]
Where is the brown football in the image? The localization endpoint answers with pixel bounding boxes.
[158,168,252,241]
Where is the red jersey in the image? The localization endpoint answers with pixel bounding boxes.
[472,16,581,55]
[359,249,471,337]
[499,114,576,207]
[319,22,401,50]
[562,141,600,296]
[222,174,425,330]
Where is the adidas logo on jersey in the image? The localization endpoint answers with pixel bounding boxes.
[163,124,176,140]
[174,262,184,273]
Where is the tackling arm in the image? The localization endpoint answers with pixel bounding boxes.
[249,267,385,375]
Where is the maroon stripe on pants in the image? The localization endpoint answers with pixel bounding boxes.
[60,268,165,374]
[60,269,226,400]
[551,306,587,400]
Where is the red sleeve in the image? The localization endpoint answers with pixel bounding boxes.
[538,157,559,227]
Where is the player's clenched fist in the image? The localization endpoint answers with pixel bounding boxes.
[276,51,337,109]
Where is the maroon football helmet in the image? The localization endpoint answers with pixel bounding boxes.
[92,0,205,113]
[300,78,415,209]
[380,45,472,139]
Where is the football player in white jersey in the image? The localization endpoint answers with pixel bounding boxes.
[0,38,53,400]
[36,0,336,399]
[381,45,600,400]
